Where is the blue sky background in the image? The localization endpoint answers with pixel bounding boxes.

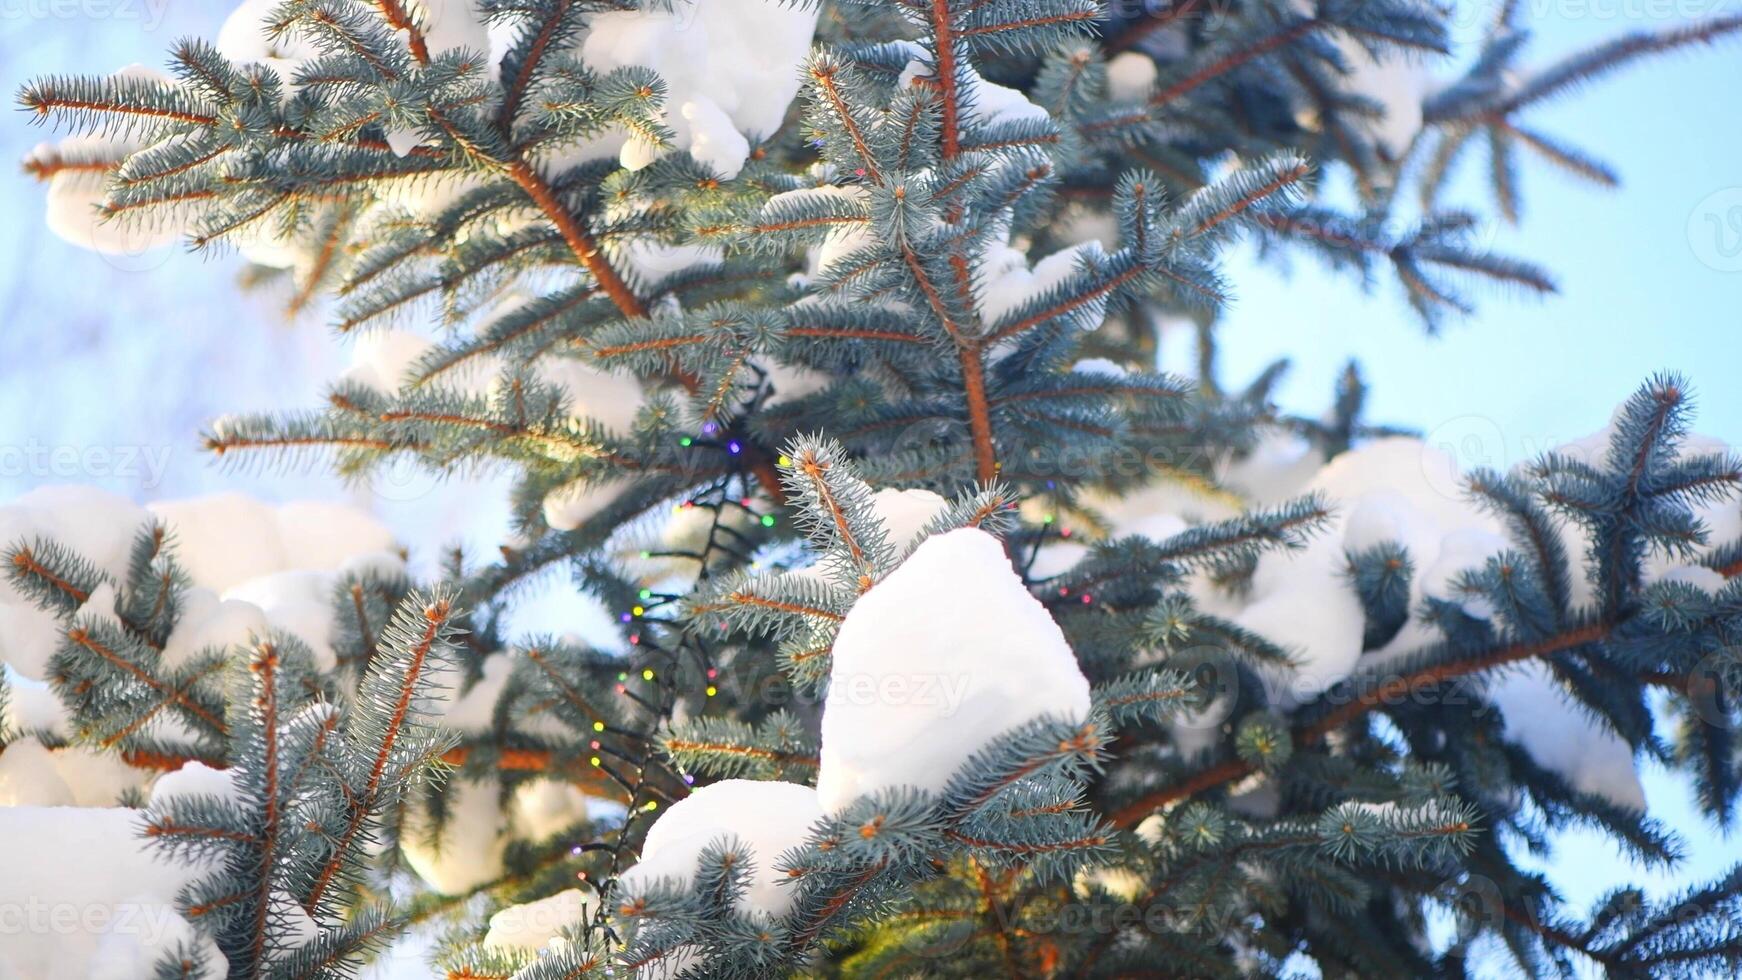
[0,0,1737,966]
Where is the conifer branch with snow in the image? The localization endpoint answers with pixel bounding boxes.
[7,0,1742,977]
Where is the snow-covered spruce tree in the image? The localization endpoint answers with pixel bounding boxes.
[10,0,1742,976]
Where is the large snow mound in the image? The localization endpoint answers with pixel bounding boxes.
[815,528,1092,812]
[483,887,594,953]
[0,762,250,978]
[0,486,399,697]
[618,778,823,918]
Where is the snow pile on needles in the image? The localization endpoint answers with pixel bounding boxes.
[0,763,281,978]
[0,485,400,805]
[42,0,819,272]
[0,486,399,684]
[492,524,1095,956]
[817,528,1093,810]
[575,0,819,179]
[1099,423,1738,810]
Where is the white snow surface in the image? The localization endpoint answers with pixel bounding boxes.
[863,488,949,558]
[541,479,628,534]
[895,44,1051,131]
[1226,437,1506,699]
[977,239,1108,327]
[0,724,147,806]
[148,492,398,593]
[0,738,74,807]
[618,779,822,918]
[404,0,492,58]
[402,775,511,895]
[483,888,593,952]
[815,528,1092,812]
[0,484,401,777]
[148,494,403,672]
[0,761,251,979]
[1106,52,1158,101]
[216,0,318,89]
[574,0,819,178]
[510,778,610,841]
[1071,357,1127,378]
[1486,661,1646,810]
[32,66,186,256]
[1143,428,1716,809]
[339,329,439,394]
[1218,428,1326,505]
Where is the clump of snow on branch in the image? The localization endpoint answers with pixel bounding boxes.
[402,776,514,895]
[0,762,270,979]
[0,727,145,808]
[220,0,488,158]
[149,493,398,591]
[618,779,823,916]
[977,238,1109,327]
[151,494,401,675]
[1218,428,1328,505]
[0,485,398,708]
[1281,0,1442,162]
[895,42,1051,131]
[404,0,492,59]
[1485,663,1645,809]
[574,0,820,178]
[1127,431,1693,809]
[1211,437,1492,696]
[45,0,815,262]
[215,0,317,90]
[1105,52,1158,102]
[28,66,185,257]
[482,887,594,954]
[1328,38,1438,162]
[815,528,1093,812]
[860,488,950,557]
[1547,422,1742,607]
[402,770,608,894]
[336,324,649,537]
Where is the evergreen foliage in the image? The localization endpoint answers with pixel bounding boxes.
[11,0,1742,976]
